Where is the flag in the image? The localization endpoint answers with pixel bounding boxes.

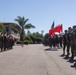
[51,21,54,28]
[48,21,55,36]
[49,24,62,36]
[55,24,62,33]
[49,28,55,36]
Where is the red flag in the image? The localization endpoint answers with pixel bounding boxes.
[55,24,62,33]
[49,28,55,36]
[49,24,62,36]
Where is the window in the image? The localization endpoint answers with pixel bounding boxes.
[6,27,9,32]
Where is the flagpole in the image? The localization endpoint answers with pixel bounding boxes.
[61,24,63,35]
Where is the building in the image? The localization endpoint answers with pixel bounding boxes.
[0,22,21,40]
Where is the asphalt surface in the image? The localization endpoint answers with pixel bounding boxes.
[0,44,76,75]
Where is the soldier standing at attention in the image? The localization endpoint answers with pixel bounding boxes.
[3,33,7,51]
[9,35,14,49]
[0,33,4,51]
[48,36,53,49]
[70,25,76,60]
[59,34,63,48]
[65,27,72,57]
[62,30,67,55]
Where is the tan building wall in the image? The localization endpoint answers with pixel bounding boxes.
[1,22,21,40]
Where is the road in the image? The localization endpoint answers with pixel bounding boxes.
[0,44,76,75]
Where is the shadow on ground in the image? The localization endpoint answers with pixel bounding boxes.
[59,53,76,70]
[71,62,76,70]
[0,48,12,53]
[45,47,58,51]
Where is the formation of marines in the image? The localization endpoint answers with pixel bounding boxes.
[0,33,14,52]
[43,25,76,61]
[62,25,76,60]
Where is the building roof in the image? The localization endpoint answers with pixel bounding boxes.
[0,22,13,25]
[0,22,21,32]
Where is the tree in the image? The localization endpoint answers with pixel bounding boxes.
[25,23,35,35]
[0,23,4,33]
[15,16,35,41]
[32,32,43,38]
[27,30,31,35]
[10,23,21,33]
[30,32,43,44]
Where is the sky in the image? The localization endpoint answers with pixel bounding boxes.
[0,0,76,35]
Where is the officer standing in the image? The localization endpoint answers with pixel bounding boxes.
[66,27,72,57]
[3,33,7,51]
[62,30,67,55]
[70,25,76,60]
[0,33,4,51]
[59,34,63,48]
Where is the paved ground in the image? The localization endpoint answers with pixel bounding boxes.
[0,44,76,75]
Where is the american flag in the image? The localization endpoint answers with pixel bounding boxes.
[51,21,54,28]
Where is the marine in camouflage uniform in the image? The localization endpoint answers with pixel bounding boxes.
[3,33,7,51]
[62,30,68,55]
[66,27,72,57]
[70,25,76,60]
[0,33,4,51]
[48,36,53,48]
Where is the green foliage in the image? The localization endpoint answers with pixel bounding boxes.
[24,40,33,44]
[25,24,35,29]
[16,32,43,44]
[29,32,43,44]
[24,40,28,44]
[24,35,31,40]
[24,35,33,44]
[0,23,4,32]
[32,32,43,38]
[36,37,42,43]
[10,23,21,32]
[16,40,33,44]
[16,41,22,44]
[20,30,25,41]
[15,16,35,41]
[42,33,49,46]
[27,30,31,35]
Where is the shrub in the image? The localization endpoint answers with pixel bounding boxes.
[24,40,28,44]
[24,36,33,44]
[36,37,42,44]
[16,41,22,44]
[24,40,33,44]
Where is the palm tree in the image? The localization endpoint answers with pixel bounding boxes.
[25,24,35,35]
[15,16,35,41]
[10,23,21,33]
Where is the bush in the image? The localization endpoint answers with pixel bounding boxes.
[36,37,43,44]
[16,41,22,44]
[24,40,33,44]
[24,36,33,44]
[0,23,4,32]
[24,36,31,40]
[24,40,28,44]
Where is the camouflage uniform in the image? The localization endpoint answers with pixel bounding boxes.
[0,35,4,51]
[70,26,76,59]
[66,27,72,56]
[62,30,67,55]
